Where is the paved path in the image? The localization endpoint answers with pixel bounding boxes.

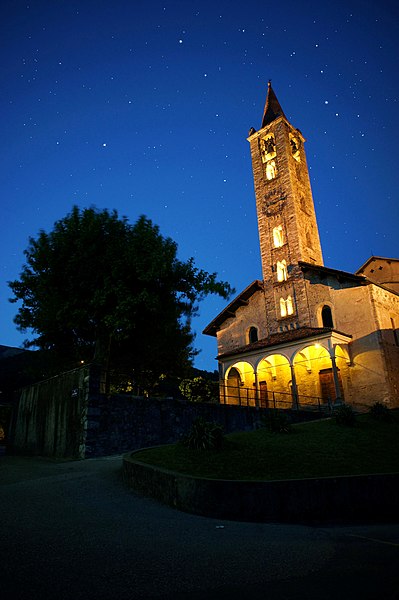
[1,455,398,599]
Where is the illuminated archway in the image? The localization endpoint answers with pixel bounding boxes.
[224,361,255,406]
[293,344,333,403]
[257,354,291,409]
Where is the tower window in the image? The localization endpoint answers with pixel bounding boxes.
[266,160,277,180]
[290,135,301,162]
[260,134,276,163]
[321,305,334,328]
[286,295,294,315]
[273,225,284,248]
[248,326,258,344]
[280,296,294,317]
[277,259,288,282]
[280,297,287,317]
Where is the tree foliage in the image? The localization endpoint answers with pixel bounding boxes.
[179,376,219,403]
[9,206,234,387]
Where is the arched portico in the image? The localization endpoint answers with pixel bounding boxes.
[292,342,346,405]
[224,361,256,406]
[256,354,291,408]
[217,331,351,409]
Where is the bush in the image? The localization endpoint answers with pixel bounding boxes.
[334,403,356,427]
[369,402,393,422]
[261,409,291,433]
[179,377,218,403]
[182,418,224,451]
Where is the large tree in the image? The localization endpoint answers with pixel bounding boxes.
[9,206,233,388]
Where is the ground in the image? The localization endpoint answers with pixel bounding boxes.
[1,454,399,599]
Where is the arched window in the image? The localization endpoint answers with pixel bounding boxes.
[321,305,334,328]
[277,259,287,282]
[290,135,301,162]
[280,297,287,317]
[248,326,258,344]
[286,295,294,315]
[273,225,284,248]
[260,134,276,163]
[280,296,294,317]
[266,160,277,180]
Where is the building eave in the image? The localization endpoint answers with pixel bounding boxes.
[299,261,367,284]
[217,326,352,361]
[203,280,263,337]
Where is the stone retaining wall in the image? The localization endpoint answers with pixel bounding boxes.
[123,453,399,524]
[9,364,324,459]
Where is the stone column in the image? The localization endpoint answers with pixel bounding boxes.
[330,354,342,403]
[254,371,259,408]
[290,364,299,409]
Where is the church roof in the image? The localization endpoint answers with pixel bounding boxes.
[299,261,367,284]
[203,280,263,337]
[355,256,399,274]
[217,326,352,360]
[299,260,399,295]
[261,81,287,128]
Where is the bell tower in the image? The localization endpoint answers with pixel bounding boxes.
[248,82,323,332]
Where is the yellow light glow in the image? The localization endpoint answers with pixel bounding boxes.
[314,343,320,349]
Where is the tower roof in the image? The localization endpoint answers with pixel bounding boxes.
[261,81,287,128]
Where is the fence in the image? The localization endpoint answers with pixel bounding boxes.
[219,384,335,413]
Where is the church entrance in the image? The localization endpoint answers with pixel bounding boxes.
[319,368,344,403]
[226,367,241,405]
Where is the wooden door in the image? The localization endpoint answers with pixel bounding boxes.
[319,368,344,403]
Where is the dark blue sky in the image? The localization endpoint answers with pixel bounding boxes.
[2,0,399,371]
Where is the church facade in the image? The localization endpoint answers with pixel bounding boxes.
[204,83,399,409]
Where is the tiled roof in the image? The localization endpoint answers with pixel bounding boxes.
[217,326,351,360]
[299,261,367,283]
[203,280,263,337]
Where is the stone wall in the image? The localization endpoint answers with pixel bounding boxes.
[216,290,268,355]
[123,455,399,524]
[85,394,269,458]
[10,366,90,458]
[11,364,316,459]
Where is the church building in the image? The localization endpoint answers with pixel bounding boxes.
[204,83,399,409]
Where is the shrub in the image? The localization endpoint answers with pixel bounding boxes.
[261,409,291,433]
[182,418,224,451]
[334,403,356,427]
[369,402,393,422]
[179,377,218,403]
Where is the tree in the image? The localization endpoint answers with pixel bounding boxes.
[179,376,219,403]
[9,206,234,389]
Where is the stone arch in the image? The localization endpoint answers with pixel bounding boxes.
[224,361,255,406]
[247,325,259,344]
[256,353,291,408]
[316,302,335,328]
[293,344,332,403]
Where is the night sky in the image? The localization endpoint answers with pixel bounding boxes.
[2,0,399,372]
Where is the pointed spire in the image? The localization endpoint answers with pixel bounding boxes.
[261,81,286,128]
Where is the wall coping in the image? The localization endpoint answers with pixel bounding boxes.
[123,450,399,524]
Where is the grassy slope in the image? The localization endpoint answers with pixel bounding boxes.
[132,413,399,481]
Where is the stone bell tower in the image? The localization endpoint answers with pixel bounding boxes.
[248,82,324,333]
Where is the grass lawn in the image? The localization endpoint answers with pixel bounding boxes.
[132,412,399,481]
